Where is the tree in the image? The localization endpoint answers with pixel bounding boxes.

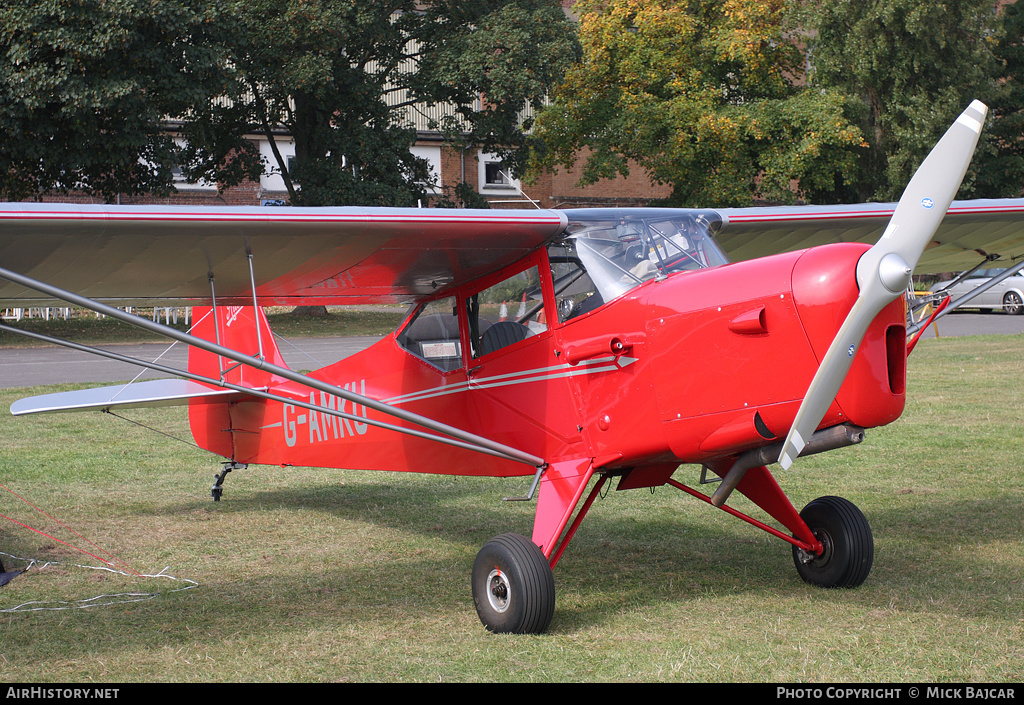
[214,0,435,207]
[0,0,261,202]
[972,0,1024,199]
[804,0,1004,202]
[0,0,579,207]
[527,0,866,207]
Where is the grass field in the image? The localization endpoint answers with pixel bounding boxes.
[0,334,1021,682]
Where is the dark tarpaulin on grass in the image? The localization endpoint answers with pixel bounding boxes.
[0,557,23,586]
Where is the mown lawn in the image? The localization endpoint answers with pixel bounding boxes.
[0,335,1021,682]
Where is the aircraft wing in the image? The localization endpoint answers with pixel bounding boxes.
[2,198,1022,310]
[716,198,1024,274]
[0,203,567,306]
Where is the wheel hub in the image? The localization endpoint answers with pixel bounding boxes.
[797,528,834,567]
[486,568,511,613]
[1005,293,1022,314]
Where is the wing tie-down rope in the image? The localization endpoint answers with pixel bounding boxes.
[0,482,139,576]
[0,551,198,613]
[0,484,198,610]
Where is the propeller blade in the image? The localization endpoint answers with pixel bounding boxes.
[778,100,988,470]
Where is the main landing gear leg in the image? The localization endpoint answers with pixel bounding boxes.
[211,461,247,501]
[678,464,874,589]
[471,459,596,634]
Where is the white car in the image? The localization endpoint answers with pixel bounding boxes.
[933,268,1024,315]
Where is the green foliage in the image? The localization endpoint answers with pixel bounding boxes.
[434,180,493,210]
[528,0,866,207]
[413,0,582,173]
[0,0,578,206]
[219,0,430,206]
[0,0,263,202]
[187,0,578,207]
[973,1,1024,199]
[804,0,1005,202]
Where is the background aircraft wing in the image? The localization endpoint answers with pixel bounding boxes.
[0,204,567,306]
[716,198,1024,274]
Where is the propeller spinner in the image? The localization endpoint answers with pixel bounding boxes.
[778,100,988,470]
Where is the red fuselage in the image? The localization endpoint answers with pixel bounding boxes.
[187,241,907,479]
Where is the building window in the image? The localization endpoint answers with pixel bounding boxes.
[410,145,442,193]
[170,138,215,191]
[259,138,296,193]
[478,151,519,194]
[287,155,299,185]
[484,161,511,187]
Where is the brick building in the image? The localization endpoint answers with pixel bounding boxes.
[61,123,666,211]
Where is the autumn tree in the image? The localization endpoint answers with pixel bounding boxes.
[528,0,866,207]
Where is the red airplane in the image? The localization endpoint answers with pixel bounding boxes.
[2,101,1023,633]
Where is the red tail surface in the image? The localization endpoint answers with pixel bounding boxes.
[187,306,288,458]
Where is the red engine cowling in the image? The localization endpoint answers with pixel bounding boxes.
[790,243,907,432]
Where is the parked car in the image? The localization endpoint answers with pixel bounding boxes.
[933,268,1024,315]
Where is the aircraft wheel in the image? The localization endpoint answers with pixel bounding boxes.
[1003,291,1023,315]
[792,496,873,589]
[472,533,555,634]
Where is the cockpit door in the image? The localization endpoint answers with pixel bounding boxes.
[461,255,586,460]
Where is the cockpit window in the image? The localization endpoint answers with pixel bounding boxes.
[396,296,462,371]
[550,209,728,317]
[466,266,546,358]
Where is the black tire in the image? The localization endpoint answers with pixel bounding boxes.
[792,496,873,589]
[1003,291,1023,315]
[472,533,555,634]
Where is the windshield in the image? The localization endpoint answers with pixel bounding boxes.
[555,209,728,303]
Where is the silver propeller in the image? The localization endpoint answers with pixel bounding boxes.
[777,100,988,470]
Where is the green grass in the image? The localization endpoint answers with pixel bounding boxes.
[0,335,1021,682]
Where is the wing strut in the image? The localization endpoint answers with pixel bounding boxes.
[0,266,546,469]
[907,258,1024,336]
[208,272,226,377]
[244,244,265,361]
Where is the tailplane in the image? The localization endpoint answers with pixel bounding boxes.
[10,306,286,420]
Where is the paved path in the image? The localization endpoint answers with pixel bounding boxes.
[915,311,1024,339]
[0,335,385,388]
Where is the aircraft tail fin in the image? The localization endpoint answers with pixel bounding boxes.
[186,305,287,460]
[187,305,289,388]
